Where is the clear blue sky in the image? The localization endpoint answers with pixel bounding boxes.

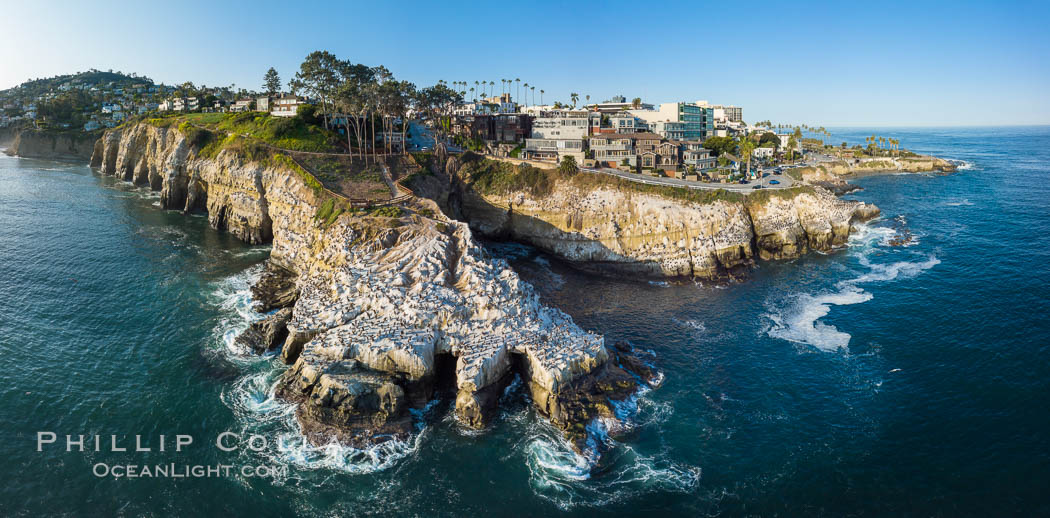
[2,0,1048,126]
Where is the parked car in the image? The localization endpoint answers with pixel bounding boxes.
[752,184,763,190]
[739,179,749,184]
[769,180,780,185]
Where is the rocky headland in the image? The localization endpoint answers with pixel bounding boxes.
[4,129,98,160]
[410,152,880,279]
[90,122,656,452]
[80,120,906,455]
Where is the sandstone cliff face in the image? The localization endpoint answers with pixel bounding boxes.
[4,130,98,160]
[92,123,644,452]
[454,181,878,278]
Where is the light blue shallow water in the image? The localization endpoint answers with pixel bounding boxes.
[1,126,1048,516]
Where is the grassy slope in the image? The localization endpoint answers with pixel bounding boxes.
[139,113,404,228]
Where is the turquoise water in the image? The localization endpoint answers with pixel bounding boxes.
[1,127,1048,516]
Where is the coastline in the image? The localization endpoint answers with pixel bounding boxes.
[6,121,949,463]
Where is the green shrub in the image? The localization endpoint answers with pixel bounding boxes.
[370,205,403,218]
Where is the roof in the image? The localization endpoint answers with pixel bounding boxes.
[591,131,662,141]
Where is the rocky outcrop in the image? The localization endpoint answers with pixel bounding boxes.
[447,172,878,278]
[798,156,956,182]
[4,129,98,160]
[251,262,299,312]
[93,122,644,453]
[235,308,293,354]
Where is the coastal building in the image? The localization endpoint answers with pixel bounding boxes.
[720,105,742,123]
[649,120,687,140]
[230,99,254,113]
[256,96,271,112]
[591,95,654,113]
[590,133,637,165]
[530,115,588,139]
[752,147,775,159]
[470,93,516,115]
[380,131,405,152]
[468,114,532,143]
[681,141,717,172]
[271,95,306,117]
[630,102,715,141]
[522,138,585,163]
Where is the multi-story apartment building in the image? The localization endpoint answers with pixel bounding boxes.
[523,113,587,162]
[530,115,588,139]
[630,102,715,141]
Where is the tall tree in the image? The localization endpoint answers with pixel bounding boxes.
[570,92,579,109]
[738,137,756,177]
[291,51,345,129]
[631,97,642,109]
[263,67,281,96]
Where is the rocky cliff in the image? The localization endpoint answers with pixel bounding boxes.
[92,122,652,452]
[429,155,879,279]
[4,129,98,160]
[798,155,956,182]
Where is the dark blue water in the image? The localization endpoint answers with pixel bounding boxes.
[1,127,1048,516]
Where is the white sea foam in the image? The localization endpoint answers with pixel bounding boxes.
[768,287,872,352]
[944,198,974,207]
[524,421,700,510]
[766,221,940,352]
[208,265,435,476]
[673,318,706,334]
[520,380,693,510]
[852,254,940,284]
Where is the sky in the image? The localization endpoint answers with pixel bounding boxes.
[1,0,1048,126]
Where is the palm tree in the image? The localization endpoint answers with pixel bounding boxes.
[488,81,494,97]
[531,86,536,106]
[570,92,579,109]
[540,89,544,105]
[523,82,529,107]
[515,78,520,104]
[585,94,590,107]
[738,136,756,178]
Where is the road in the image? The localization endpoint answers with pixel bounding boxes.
[406,122,462,153]
[580,165,796,193]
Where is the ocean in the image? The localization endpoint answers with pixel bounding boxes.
[1,126,1048,516]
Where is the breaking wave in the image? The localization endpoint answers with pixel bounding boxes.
[522,390,696,510]
[765,220,939,352]
[208,266,430,477]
